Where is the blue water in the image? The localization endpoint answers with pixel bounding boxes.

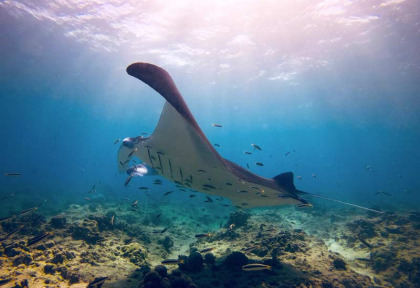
[1,0,420,215]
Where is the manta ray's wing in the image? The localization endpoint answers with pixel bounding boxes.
[119,62,308,208]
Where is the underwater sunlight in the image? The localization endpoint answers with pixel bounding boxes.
[1,0,419,287]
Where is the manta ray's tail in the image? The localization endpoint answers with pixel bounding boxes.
[298,191,384,214]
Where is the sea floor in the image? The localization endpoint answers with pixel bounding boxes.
[1,200,419,288]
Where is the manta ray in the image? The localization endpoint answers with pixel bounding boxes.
[118,62,382,213]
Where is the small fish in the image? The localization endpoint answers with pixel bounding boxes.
[203,184,216,189]
[114,138,120,144]
[154,179,162,183]
[19,207,38,215]
[244,151,252,155]
[0,278,12,286]
[131,200,138,207]
[160,227,168,233]
[296,203,313,208]
[246,163,250,169]
[365,164,372,171]
[214,143,221,147]
[242,245,259,251]
[226,182,232,186]
[0,215,13,222]
[212,123,222,128]
[119,159,129,166]
[4,173,21,176]
[85,197,91,201]
[297,176,302,180]
[358,237,372,249]
[206,196,214,203]
[375,191,391,196]
[156,213,162,218]
[87,276,109,288]
[195,233,211,238]
[256,162,264,166]
[199,248,214,253]
[128,148,138,158]
[138,187,149,190]
[251,144,262,151]
[125,174,133,186]
[27,232,52,246]
[197,169,206,173]
[242,263,272,271]
[141,132,149,135]
[189,195,196,198]
[262,282,276,288]
[355,257,373,263]
[161,259,184,265]
[124,238,134,245]
[229,224,235,230]
[164,191,173,196]
[127,163,150,178]
[0,225,24,241]
[312,173,317,178]
[284,151,290,156]
[110,215,115,226]
[222,204,230,207]
[88,185,96,193]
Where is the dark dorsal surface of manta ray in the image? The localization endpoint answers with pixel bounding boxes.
[117,62,309,209]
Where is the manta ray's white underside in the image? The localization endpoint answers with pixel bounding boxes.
[118,63,308,209]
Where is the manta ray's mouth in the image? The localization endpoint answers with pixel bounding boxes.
[122,137,135,148]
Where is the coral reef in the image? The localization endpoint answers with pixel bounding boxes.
[121,242,148,266]
[223,251,248,270]
[50,215,66,229]
[203,253,216,265]
[69,219,103,244]
[179,251,204,273]
[226,211,250,228]
[0,201,418,288]
[140,267,198,288]
[160,236,174,253]
[332,257,347,270]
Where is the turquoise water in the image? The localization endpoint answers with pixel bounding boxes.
[1,1,419,216]
[1,2,420,288]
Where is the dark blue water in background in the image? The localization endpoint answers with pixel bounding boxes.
[1,0,419,216]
